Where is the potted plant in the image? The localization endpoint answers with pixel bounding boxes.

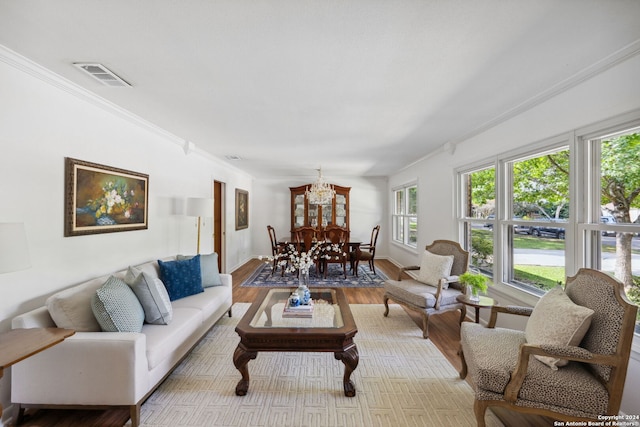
[459,271,489,301]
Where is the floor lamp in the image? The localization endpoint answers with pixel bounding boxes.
[186,198,213,255]
[0,222,31,273]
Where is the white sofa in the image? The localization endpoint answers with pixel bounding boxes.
[10,256,233,427]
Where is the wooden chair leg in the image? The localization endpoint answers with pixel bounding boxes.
[422,313,429,339]
[458,345,468,379]
[473,399,489,427]
[421,313,430,339]
[383,295,390,317]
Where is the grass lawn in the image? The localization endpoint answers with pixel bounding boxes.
[514,265,566,290]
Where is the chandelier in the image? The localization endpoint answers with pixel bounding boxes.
[305,167,336,205]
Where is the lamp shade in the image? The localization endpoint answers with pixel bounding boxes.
[186,198,213,218]
[0,223,31,273]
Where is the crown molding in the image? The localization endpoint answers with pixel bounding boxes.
[395,38,640,174]
[0,44,185,149]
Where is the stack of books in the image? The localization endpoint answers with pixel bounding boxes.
[282,299,314,318]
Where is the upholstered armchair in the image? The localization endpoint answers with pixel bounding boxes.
[383,239,469,338]
[459,268,638,427]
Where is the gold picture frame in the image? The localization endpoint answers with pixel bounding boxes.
[64,157,149,236]
[235,188,248,230]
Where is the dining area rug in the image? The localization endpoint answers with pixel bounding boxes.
[240,263,387,288]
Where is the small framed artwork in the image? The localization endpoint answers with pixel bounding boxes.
[235,188,248,230]
[64,157,149,236]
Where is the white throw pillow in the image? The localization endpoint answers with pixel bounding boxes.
[525,286,595,369]
[417,250,454,288]
[46,277,105,332]
[131,272,173,325]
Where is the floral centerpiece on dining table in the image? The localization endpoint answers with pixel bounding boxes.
[260,241,346,276]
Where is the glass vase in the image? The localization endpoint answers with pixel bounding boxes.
[298,272,311,304]
[468,286,480,301]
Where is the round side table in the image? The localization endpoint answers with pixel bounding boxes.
[456,294,497,323]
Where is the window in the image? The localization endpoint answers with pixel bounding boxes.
[508,147,569,293]
[584,127,640,331]
[392,183,417,248]
[461,145,570,294]
[460,167,495,277]
[457,115,640,334]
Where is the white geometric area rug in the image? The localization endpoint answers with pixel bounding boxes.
[134,303,503,427]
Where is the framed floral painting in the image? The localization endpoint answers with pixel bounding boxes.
[64,157,149,236]
[235,188,248,230]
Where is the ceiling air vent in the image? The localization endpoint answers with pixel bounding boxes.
[73,63,131,87]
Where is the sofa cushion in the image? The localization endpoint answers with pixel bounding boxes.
[384,279,437,308]
[172,285,231,320]
[177,252,223,287]
[525,286,594,369]
[158,255,204,301]
[46,276,106,332]
[143,307,202,370]
[131,272,173,325]
[91,276,145,332]
[417,250,454,288]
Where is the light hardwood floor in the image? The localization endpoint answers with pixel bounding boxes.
[11,258,551,427]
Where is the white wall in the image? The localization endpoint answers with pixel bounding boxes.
[0,51,252,421]
[250,176,388,259]
[388,53,640,414]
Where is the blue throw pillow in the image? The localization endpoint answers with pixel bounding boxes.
[158,255,204,301]
[177,253,223,287]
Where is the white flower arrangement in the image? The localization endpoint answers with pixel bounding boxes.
[260,242,346,275]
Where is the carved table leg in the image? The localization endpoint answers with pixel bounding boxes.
[335,345,359,397]
[233,345,257,396]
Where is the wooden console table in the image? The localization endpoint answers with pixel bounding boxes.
[0,328,75,418]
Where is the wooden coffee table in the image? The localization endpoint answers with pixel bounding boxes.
[233,287,359,397]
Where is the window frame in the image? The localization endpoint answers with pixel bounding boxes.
[456,110,640,336]
[392,181,418,249]
[457,136,571,297]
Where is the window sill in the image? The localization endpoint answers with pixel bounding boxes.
[391,241,419,255]
[487,281,540,309]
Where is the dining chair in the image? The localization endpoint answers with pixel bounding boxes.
[267,225,287,276]
[351,225,380,276]
[294,227,321,275]
[322,225,349,278]
[294,226,319,253]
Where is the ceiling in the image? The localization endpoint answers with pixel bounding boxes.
[1,1,640,179]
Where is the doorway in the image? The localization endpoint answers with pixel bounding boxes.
[214,180,225,272]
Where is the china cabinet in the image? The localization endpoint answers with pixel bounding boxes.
[290,184,350,239]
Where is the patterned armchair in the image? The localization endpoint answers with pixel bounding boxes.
[459,268,638,427]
